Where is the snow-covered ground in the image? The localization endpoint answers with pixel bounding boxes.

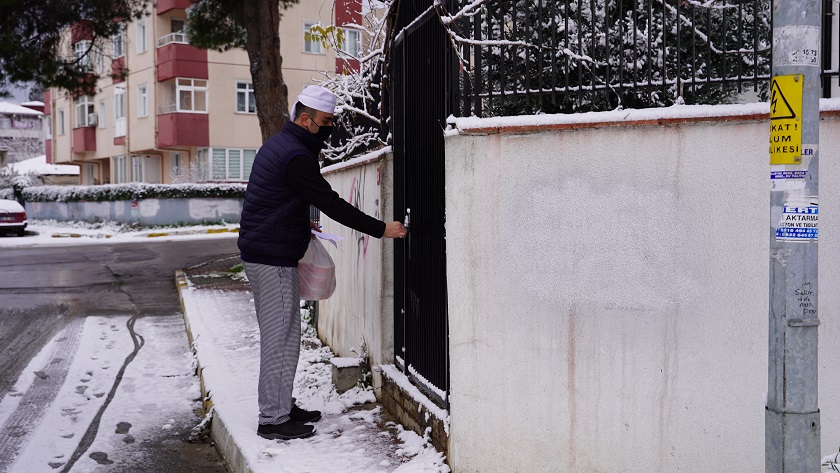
[0,219,240,248]
[179,283,449,473]
[1,315,206,472]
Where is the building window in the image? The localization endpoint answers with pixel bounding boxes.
[137,84,148,117]
[303,21,322,54]
[114,155,155,183]
[85,163,97,185]
[130,155,144,182]
[45,116,52,139]
[95,49,105,74]
[114,86,126,137]
[209,148,257,181]
[57,109,65,135]
[340,28,361,57]
[236,81,256,113]
[73,40,93,71]
[172,152,182,174]
[136,18,147,53]
[97,100,106,128]
[171,19,185,33]
[177,78,208,113]
[113,24,125,58]
[75,95,96,128]
[114,155,127,183]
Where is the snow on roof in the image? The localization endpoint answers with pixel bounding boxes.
[8,155,79,175]
[0,101,44,116]
[20,101,45,107]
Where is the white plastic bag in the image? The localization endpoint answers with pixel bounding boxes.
[298,238,336,300]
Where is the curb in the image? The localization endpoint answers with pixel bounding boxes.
[51,233,113,238]
[175,270,253,473]
[148,227,240,238]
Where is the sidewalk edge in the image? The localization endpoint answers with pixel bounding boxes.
[176,269,254,473]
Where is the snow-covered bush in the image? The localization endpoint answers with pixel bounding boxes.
[22,182,247,203]
[0,167,41,190]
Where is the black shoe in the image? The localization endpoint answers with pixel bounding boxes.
[290,404,322,423]
[257,421,315,440]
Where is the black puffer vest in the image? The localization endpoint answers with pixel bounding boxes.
[238,121,324,267]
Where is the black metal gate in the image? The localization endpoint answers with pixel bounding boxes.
[391,0,456,407]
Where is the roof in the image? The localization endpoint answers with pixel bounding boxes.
[0,101,44,116]
[8,155,79,176]
[20,101,45,107]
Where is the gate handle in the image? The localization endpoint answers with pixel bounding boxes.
[404,208,411,231]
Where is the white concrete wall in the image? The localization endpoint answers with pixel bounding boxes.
[28,197,242,225]
[444,107,840,472]
[318,152,394,391]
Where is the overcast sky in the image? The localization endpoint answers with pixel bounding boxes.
[3,83,35,104]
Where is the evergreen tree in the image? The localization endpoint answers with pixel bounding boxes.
[0,0,150,97]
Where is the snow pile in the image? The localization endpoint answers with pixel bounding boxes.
[824,451,840,473]
[179,283,449,473]
[8,155,79,175]
[0,220,240,248]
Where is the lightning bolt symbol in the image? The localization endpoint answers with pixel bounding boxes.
[771,87,778,114]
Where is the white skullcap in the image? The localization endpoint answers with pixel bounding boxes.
[291,85,337,120]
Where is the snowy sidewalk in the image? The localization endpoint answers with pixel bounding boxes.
[175,261,449,473]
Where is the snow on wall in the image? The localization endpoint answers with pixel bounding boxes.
[444,104,840,473]
[318,151,395,392]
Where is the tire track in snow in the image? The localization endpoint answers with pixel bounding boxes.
[0,317,84,472]
[59,313,145,473]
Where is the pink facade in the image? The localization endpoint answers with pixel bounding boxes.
[157,44,209,82]
[157,113,209,148]
[112,57,125,84]
[44,91,51,115]
[71,22,93,44]
[72,127,97,152]
[46,140,52,164]
[335,0,362,73]
[156,0,191,15]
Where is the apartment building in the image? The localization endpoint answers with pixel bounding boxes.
[45,0,361,185]
[0,102,44,165]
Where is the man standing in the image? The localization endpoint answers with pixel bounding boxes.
[238,85,407,440]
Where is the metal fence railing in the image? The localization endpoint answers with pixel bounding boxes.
[443,0,838,117]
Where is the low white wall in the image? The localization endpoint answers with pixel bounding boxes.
[318,150,394,391]
[27,197,243,225]
[444,103,840,472]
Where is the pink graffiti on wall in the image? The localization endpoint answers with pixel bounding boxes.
[349,175,370,258]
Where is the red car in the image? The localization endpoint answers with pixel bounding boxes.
[0,199,27,236]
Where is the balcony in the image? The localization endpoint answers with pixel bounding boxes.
[156,0,191,15]
[72,126,96,153]
[157,32,189,48]
[157,113,209,148]
[157,36,208,82]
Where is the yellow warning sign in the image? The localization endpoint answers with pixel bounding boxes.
[769,74,803,165]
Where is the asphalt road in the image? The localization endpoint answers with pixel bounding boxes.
[0,237,239,472]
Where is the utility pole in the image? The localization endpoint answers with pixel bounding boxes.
[767,0,821,467]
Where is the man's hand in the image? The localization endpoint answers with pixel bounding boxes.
[383,221,408,239]
[310,220,321,240]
